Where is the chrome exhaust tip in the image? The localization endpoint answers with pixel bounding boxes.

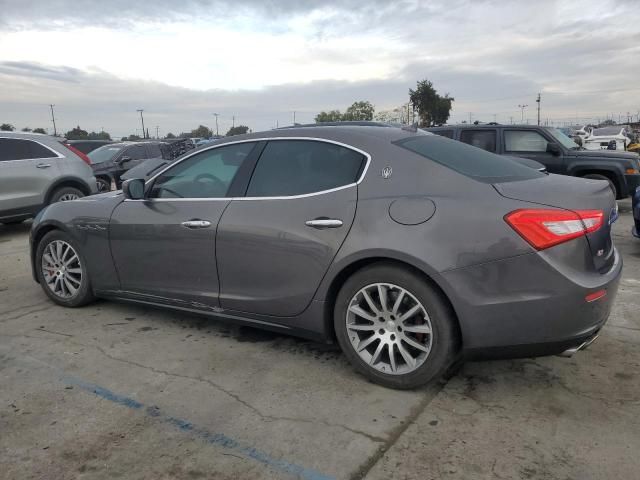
[558,333,600,358]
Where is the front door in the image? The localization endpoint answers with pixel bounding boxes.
[109,141,258,309]
[502,129,564,174]
[216,139,367,316]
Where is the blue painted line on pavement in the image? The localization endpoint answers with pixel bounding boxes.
[63,375,335,480]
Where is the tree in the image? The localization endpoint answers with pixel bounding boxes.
[65,126,89,140]
[165,132,176,139]
[190,125,213,138]
[32,128,47,134]
[409,80,454,127]
[315,110,344,123]
[0,123,15,131]
[22,127,32,132]
[226,125,249,136]
[601,119,617,126]
[343,101,375,121]
[127,134,141,141]
[87,131,111,140]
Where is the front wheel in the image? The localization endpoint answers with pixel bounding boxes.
[35,230,95,307]
[334,263,459,389]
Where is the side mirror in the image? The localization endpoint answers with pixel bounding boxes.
[116,155,132,166]
[546,143,561,156]
[122,178,145,200]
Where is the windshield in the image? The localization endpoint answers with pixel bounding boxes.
[545,127,580,149]
[88,145,124,164]
[592,127,623,136]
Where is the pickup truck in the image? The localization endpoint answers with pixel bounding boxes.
[425,124,640,199]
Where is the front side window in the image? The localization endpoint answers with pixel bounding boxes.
[150,142,255,198]
[124,145,147,160]
[146,144,162,158]
[0,138,57,161]
[459,130,497,152]
[88,145,124,164]
[504,130,548,152]
[246,140,365,197]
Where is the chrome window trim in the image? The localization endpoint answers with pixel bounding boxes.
[135,136,371,202]
[0,136,64,161]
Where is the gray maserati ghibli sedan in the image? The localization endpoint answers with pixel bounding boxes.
[30,126,622,389]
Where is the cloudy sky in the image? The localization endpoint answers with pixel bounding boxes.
[0,0,638,138]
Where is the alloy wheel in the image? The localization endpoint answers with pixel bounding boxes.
[346,283,433,375]
[41,240,83,299]
[58,193,80,201]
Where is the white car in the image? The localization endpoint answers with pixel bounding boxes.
[584,126,633,152]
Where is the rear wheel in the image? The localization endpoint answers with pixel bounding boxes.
[583,174,617,199]
[334,263,459,389]
[36,230,95,307]
[49,186,84,204]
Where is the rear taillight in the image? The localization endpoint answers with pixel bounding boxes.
[505,209,604,250]
[61,142,91,166]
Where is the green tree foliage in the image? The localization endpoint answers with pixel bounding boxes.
[121,136,128,141]
[601,119,617,126]
[315,101,376,123]
[32,128,47,134]
[409,80,454,127]
[87,131,112,140]
[315,110,343,122]
[226,125,250,136]
[65,126,89,140]
[343,101,375,121]
[21,127,32,132]
[165,132,176,139]
[0,123,15,131]
[127,134,142,141]
[190,125,213,138]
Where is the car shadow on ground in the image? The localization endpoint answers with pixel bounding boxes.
[0,221,31,240]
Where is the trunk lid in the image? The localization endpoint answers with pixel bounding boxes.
[494,174,617,272]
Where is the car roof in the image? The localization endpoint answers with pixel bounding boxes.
[0,131,56,140]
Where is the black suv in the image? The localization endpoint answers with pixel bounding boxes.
[88,141,170,192]
[425,124,640,198]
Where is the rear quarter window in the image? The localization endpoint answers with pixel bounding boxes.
[394,135,544,182]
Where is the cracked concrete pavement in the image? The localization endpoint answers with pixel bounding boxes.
[1,200,638,480]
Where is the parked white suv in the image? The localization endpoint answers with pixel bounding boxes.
[0,132,97,224]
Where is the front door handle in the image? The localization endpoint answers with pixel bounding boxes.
[305,219,343,229]
[181,220,212,229]
[36,163,51,169]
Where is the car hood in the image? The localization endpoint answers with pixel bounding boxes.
[567,149,638,161]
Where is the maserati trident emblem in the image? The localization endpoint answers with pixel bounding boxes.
[381,166,392,179]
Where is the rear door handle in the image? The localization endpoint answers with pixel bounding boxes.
[36,163,51,169]
[305,219,343,229]
[181,220,212,229]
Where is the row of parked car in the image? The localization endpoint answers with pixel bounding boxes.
[1,124,639,240]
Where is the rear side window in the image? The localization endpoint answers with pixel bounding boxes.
[125,145,148,160]
[146,144,162,158]
[504,130,548,152]
[459,130,497,152]
[0,138,57,161]
[432,130,454,139]
[394,135,543,181]
[246,140,365,197]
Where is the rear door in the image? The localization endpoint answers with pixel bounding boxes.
[0,137,61,213]
[216,138,367,316]
[503,129,565,173]
[459,129,498,153]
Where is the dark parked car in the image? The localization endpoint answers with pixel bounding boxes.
[633,186,640,239]
[64,140,113,154]
[425,124,640,199]
[30,126,621,389]
[88,141,169,192]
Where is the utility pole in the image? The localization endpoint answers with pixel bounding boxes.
[232,115,235,128]
[136,109,146,139]
[518,104,528,123]
[49,104,57,136]
[509,116,513,125]
[468,112,473,124]
[155,126,159,139]
[536,93,541,126]
[492,114,497,123]
[293,111,296,125]
[212,113,219,136]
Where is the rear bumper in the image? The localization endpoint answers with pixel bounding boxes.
[441,248,622,353]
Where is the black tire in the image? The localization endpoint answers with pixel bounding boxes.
[35,230,95,307]
[49,186,84,204]
[96,177,111,193]
[583,174,618,199]
[334,263,459,389]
